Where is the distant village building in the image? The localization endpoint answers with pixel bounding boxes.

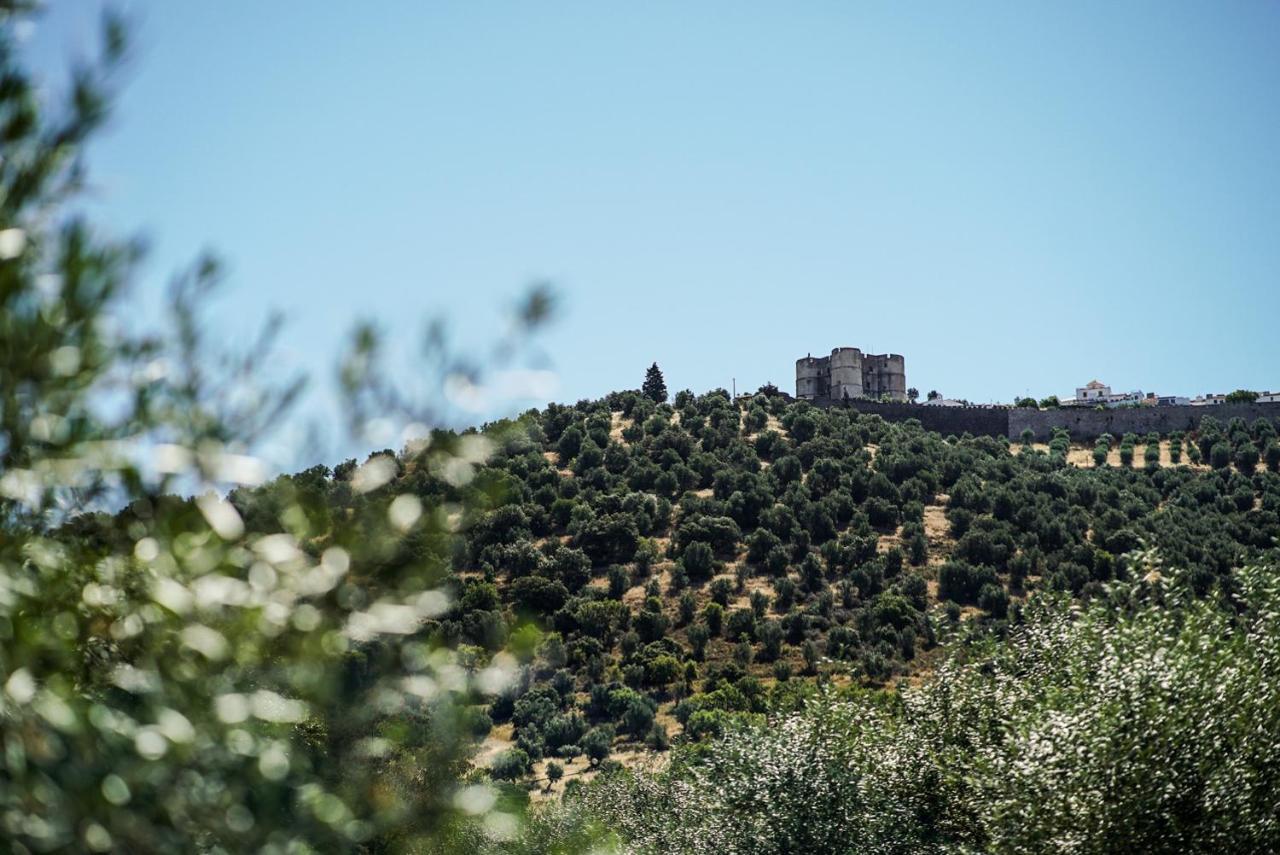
[1075,380,1111,403]
[1066,380,1143,408]
[921,397,966,407]
[1258,391,1280,403]
[1192,394,1227,407]
[1103,390,1145,408]
[795,348,907,402]
[1156,395,1191,407]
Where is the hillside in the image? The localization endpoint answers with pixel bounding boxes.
[184,387,1280,793]
[20,378,1280,853]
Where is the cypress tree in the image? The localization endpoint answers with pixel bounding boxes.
[642,362,667,403]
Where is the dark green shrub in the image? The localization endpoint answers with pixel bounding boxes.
[681,540,716,580]
[937,560,998,604]
[510,576,570,615]
[1235,442,1260,475]
[978,583,1009,618]
[1266,439,1280,473]
[725,608,757,641]
[687,623,710,660]
[490,748,531,781]
[1211,442,1232,469]
[703,603,724,636]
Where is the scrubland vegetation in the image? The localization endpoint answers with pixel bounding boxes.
[516,562,1280,854]
[22,371,1280,851]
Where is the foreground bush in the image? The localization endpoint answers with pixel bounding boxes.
[0,12,545,850]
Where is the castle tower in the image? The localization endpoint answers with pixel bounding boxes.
[863,353,906,401]
[828,347,864,400]
[795,355,826,400]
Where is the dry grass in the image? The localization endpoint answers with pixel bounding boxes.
[728,574,779,612]
[622,567,674,608]
[1065,446,1095,467]
[528,744,669,801]
[876,525,903,554]
[473,723,515,770]
[609,412,630,444]
[922,500,953,567]
[542,449,574,478]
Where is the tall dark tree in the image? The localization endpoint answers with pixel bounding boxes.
[643,362,668,403]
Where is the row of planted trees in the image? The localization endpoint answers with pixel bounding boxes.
[1078,418,1280,472]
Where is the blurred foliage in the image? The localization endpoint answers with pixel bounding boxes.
[0,7,562,853]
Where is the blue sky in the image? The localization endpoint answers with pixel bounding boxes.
[26,2,1280,457]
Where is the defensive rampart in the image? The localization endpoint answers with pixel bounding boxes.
[1008,402,1280,441]
[815,399,1010,438]
[808,398,1280,441]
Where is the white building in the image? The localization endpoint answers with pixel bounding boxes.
[1103,391,1145,409]
[1075,380,1111,403]
[1257,391,1280,403]
[1066,381,1144,408]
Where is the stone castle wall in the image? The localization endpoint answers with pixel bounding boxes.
[1008,402,1280,441]
[815,399,1011,438]
[809,398,1280,441]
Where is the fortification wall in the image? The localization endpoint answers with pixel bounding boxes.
[1009,402,1280,442]
[806,398,1280,441]
[815,399,1010,438]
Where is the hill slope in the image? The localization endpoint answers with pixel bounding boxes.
[201,388,1280,790]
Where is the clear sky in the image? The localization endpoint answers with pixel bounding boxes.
[25,2,1280,456]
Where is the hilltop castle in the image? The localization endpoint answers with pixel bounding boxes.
[796,347,907,402]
